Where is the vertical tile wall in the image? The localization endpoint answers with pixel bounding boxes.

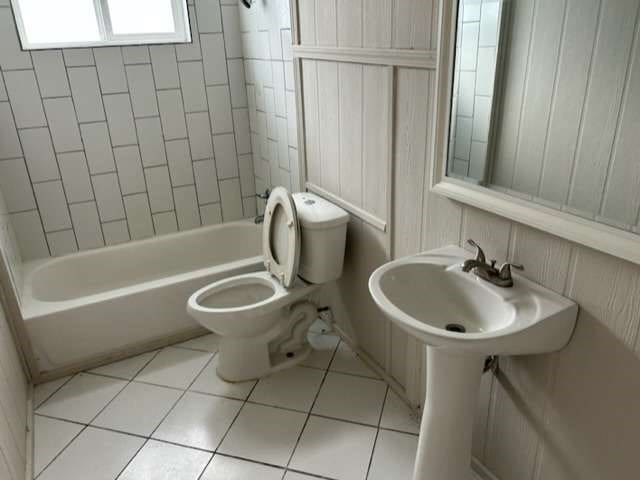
[0,186,21,299]
[238,0,301,214]
[0,0,257,260]
[449,0,500,181]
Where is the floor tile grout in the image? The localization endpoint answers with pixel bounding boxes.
[32,332,420,480]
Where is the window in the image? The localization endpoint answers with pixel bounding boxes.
[11,0,191,50]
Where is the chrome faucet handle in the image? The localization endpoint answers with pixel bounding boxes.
[498,262,524,280]
[466,239,487,264]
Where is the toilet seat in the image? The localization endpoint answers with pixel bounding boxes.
[262,187,300,288]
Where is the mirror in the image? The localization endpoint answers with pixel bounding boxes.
[447,0,640,234]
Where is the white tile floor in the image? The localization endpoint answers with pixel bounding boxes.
[32,325,480,480]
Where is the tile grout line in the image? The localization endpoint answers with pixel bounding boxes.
[364,385,390,480]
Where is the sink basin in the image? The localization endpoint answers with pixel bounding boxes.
[368,246,578,480]
[369,247,577,355]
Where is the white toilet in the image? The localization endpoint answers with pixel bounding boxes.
[187,187,349,382]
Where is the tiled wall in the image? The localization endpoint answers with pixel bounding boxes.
[239,0,300,214]
[0,0,257,260]
[449,0,500,182]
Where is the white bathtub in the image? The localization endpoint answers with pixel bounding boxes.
[21,220,263,373]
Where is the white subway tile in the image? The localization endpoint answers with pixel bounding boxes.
[179,62,208,113]
[145,166,174,212]
[195,0,222,33]
[277,117,289,169]
[281,30,293,61]
[213,133,238,179]
[228,59,248,108]
[10,210,49,259]
[176,6,202,62]
[102,220,130,245]
[200,203,222,225]
[221,6,242,58]
[124,193,154,239]
[157,90,188,140]
[70,202,104,250]
[58,152,94,203]
[207,85,233,134]
[0,73,6,101]
[126,65,159,118]
[238,154,256,197]
[201,34,228,85]
[122,46,150,65]
[0,9,32,70]
[92,173,125,221]
[32,51,70,98]
[242,196,256,217]
[68,67,106,123]
[94,47,128,94]
[114,146,146,195]
[460,22,479,71]
[475,47,496,97]
[166,139,195,186]
[233,109,251,155]
[0,103,21,159]
[80,122,116,174]
[472,96,491,142]
[272,62,286,116]
[0,159,36,212]
[3,71,47,128]
[173,185,200,230]
[47,230,78,256]
[219,178,243,221]
[33,181,71,231]
[19,128,59,182]
[43,98,83,152]
[186,112,214,160]
[150,46,180,89]
[63,49,94,67]
[288,148,300,191]
[103,94,137,146]
[193,159,220,204]
[286,91,297,147]
[152,211,178,234]
[136,117,167,167]
[269,28,283,61]
[284,61,294,91]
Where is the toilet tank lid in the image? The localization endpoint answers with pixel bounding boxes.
[293,192,350,229]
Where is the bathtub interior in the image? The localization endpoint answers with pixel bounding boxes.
[26,221,263,303]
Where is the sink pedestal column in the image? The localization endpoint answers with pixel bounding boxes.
[413,347,485,480]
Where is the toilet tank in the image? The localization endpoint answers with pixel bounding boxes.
[293,192,349,284]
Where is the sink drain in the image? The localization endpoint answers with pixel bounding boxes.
[445,323,466,333]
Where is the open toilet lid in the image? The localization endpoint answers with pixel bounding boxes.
[262,187,300,288]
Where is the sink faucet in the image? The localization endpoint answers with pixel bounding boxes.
[461,239,524,288]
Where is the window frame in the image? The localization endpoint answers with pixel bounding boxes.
[10,0,191,50]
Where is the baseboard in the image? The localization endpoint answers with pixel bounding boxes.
[331,323,500,480]
[25,383,34,480]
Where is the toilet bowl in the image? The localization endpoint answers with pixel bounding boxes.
[187,188,349,382]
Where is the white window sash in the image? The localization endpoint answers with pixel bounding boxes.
[11,0,191,50]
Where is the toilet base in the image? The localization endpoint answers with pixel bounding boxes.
[216,339,312,382]
[215,300,318,382]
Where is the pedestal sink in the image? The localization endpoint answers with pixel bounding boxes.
[368,246,578,480]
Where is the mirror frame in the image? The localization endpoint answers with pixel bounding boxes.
[430,0,640,265]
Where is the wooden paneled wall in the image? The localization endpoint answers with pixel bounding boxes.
[295,0,640,479]
[0,301,27,480]
[491,0,640,232]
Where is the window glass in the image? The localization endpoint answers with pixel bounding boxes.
[107,0,176,35]
[19,0,101,45]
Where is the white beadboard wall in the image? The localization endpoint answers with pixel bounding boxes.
[0,184,29,480]
[238,0,301,213]
[296,1,640,479]
[490,0,640,232]
[0,300,27,480]
[0,0,258,260]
